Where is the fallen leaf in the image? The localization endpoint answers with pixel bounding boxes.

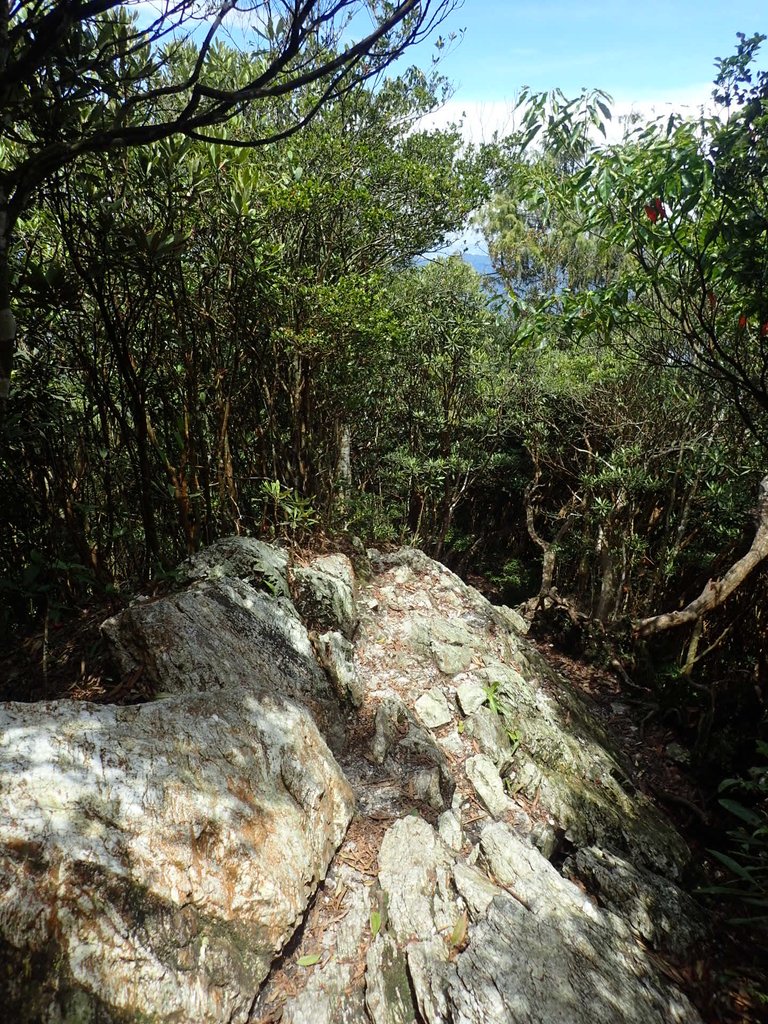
[297,953,322,968]
[450,910,468,948]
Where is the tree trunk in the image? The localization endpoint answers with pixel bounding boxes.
[595,497,629,623]
[336,421,352,505]
[0,188,15,404]
[595,523,618,624]
[635,474,768,637]
[522,476,577,619]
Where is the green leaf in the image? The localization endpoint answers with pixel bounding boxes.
[297,953,322,967]
[596,99,612,121]
[370,910,381,937]
[709,850,756,882]
[521,124,541,150]
[720,798,764,827]
[450,910,468,948]
[678,192,699,218]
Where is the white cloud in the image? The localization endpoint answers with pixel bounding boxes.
[129,0,255,35]
[419,83,722,256]
[607,82,717,139]
[419,82,719,148]
[419,98,522,145]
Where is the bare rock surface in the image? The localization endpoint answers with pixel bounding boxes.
[0,691,353,1024]
[368,817,701,1024]
[414,687,454,728]
[100,537,344,748]
[102,575,328,705]
[0,539,708,1024]
[180,535,292,597]
[269,862,373,1024]
[563,845,709,958]
[289,554,358,640]
[271,544,704,1024]
[313,629,364,706]
[361,548,689,876]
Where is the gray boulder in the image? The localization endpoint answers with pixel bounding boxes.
[289,554,359,640]
[179,534,292,598]
[563,845,709,958]
[374,817,701,1024]
[0,691,354,1024]
[101,576,328,704]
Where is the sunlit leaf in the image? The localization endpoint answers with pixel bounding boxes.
[297,953,322,967]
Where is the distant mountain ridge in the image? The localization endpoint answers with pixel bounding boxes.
[462,251,495,276]
[415,251,503,294]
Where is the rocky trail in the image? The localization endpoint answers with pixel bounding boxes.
[0,538,761,1023]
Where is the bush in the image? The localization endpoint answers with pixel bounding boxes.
[705,741,768,930]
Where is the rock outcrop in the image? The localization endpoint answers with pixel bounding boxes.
[0,537,707,1023]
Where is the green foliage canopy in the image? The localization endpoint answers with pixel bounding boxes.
[0,0,456,399]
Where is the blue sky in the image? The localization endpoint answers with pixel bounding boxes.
[399,1,768,150]
[401,2,768,251]
[407,1,767,104]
